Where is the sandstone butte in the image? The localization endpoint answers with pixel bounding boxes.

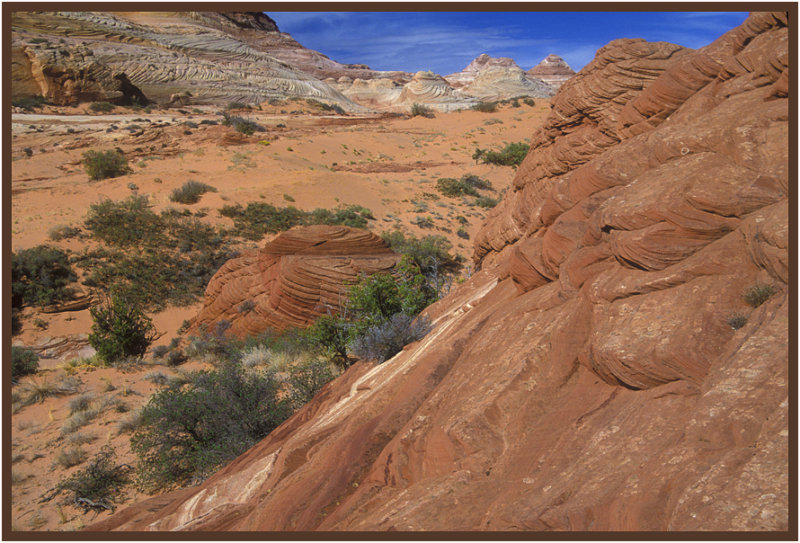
[527,53,576,90]
[89,12,789,532]
[187,225,401,339]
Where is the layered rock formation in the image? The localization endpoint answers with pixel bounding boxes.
[11,11,362,109]
[446,53,555,100]
[188,225,401,339]
[91,12,789,532]
[527,53,575,89]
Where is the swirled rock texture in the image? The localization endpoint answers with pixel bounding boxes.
[10,11,363,109]
[527,53,576,90]
[446,54,555,100]
[90,12,789,533]
[188,225,401,339]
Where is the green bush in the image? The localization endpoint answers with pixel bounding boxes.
[41,446,131,513]
[12,245,76,308]
[84,195,160,246]
[12,95,47,111]
[11,347,39,379]
[728,314,748,330]
[305,315,352,367]
[349,313,431,363]
[523,97,536,107]
[89,101,115,113]
[478,142,530,168]
[744,283,776,308]
[83,149,130,180]
[475,196,499,208]
[472,101,498,113]
[436,177,479,198]
[222,113,263,135]
[226,101,249,110]
[131,362,293,490]
[89,295,156,364]
[170,181,217,205]
[410,103,434,118]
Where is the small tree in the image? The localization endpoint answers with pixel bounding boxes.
[12,245,77,308]
[11,347,39,378]
[89,295,156,364]
[83,149,130,181]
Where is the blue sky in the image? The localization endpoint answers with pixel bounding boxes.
[270,11,749,75]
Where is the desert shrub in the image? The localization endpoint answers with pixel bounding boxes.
[305,315,351,366]
[11,347,39,379]
[220,202,374,240]
[477,142,530,168]
[89,295,156,364]
[349,313,431,363]
[436,177,479,198]
[165,349,188,366]
[460,174,493,191]
[79,196,235,310]
[237,300,256,313]
[475,196,499,208]
[381,231,460,289]
[457,227,470,239]
[53,447,88,469]
[42,446,131,513]
[12,245,76,308]
[472,101,497,113]
[413,216,435,229]
[61,406,102,435]
[744,283,776,308]
[728,314,748,330]
[116,410,143,434]
[48,224,82,241]
[151,345,169,360]
[82,149,130,180]
[68,392,96,415]
[170,181,217,204]
[66,432,98,446]
[240,344,272,368]
[226,101,249,110]
[13,95,47,111]
[410,103,434,118]
[523,97,536,106]
[131,362,292,490]
[222,113,263,135]
[284,359,336,408]
[89,101,115,113]
[144,371,169,386]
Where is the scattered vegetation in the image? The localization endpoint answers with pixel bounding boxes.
[131,359,330,491]
[410,103,434,118]
[743,283,776,308]
[88,101,116,113]
[473,142,530,168]
[12,245,76,308]
[48,224,82,241]
[475,196,499,208]
[12,95,47,111]
[219,202,375,241]
[170,181,217,205]
[472,101,498,113]
[728,314,748,330]
[77,195,236,310]
[89,294,157,364]
[82,149,130,180]
[53,447,88,469]
[42,446,131,513]
[221,113,264,135]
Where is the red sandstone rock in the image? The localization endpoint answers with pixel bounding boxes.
[91,12,789,533]
[188,225,400,338]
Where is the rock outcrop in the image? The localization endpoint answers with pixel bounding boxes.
[188,225,401,339]
[90,12,789,532]
[527,53,575,90]
[11,11,363,109]
[446,53,555,100]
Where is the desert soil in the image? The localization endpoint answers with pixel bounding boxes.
[9,99,550,531]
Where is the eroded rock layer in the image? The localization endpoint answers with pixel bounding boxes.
[92,12,789,532]
[11,11,363,109]
[527,53,576,90]
[188,225,400,338]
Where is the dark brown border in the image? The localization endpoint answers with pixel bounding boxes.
[3,2,797,541]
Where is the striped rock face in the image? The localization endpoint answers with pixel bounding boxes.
[188,225,401,338]
[527,53,576,90]
[91,12,788,533]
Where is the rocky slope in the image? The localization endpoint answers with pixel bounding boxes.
[90,12,788,532]
[10,11,362,109]
[188,225,400,339]
[527,53,576,90]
